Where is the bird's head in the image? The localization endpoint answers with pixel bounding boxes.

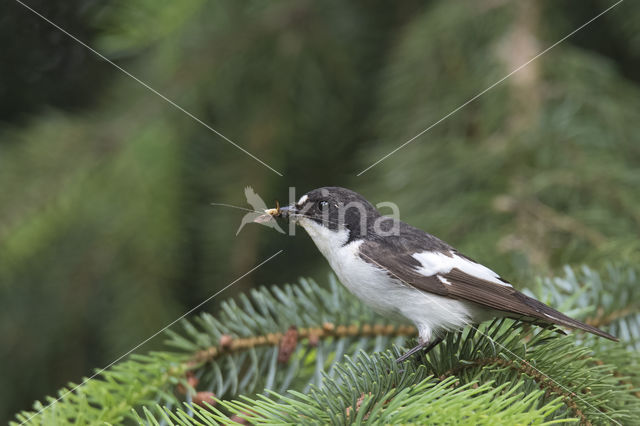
[269,187,388,249]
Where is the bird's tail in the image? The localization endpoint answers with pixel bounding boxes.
[517,293,618,341]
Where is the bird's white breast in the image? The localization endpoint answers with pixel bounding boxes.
[298,218,483,342]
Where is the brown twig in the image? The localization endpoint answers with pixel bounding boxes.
[585,305,637,328]
[278,326,299,363]
[191,323,417,364]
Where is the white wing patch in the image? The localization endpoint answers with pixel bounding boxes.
[297,194,308,205]
[412,251,512,287]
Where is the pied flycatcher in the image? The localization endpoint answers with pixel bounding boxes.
[268,187,617,361]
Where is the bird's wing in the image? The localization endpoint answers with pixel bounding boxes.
[359,240,513,307]
[359,239,617,341]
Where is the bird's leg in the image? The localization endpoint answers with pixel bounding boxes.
[396,336,444,363]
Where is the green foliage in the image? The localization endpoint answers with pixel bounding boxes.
[12,275,405,425]
[141,374,567,425]
[13,265,640,425]
[362,0,640,282]
[530,263,640,350]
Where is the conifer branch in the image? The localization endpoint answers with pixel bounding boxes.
[191,323,417,364]
[12,266,640,425]
[441,356,591,423]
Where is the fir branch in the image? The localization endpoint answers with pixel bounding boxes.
[586,305,637,328]
[441,356,590,423]
[170,352,569,425]
[191,322,416,364]
[12,276,409,425]
[12,266,640,425]
[529,263,640,349]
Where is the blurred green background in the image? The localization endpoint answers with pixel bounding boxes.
[1,0,639,421]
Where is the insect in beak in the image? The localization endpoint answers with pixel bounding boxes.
[264,200,281,217]
[264,200,296,219]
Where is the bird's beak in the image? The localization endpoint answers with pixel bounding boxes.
[278,205,295,218]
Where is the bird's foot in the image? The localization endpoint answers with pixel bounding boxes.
[396,336,443,363]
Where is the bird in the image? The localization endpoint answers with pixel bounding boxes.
[236,186,285,236]
[268,186,617,362]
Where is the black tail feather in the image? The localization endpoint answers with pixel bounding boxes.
[516,293,618,342]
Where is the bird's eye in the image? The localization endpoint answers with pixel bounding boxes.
[317,200,329,211]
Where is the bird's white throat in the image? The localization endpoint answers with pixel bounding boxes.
[296,217,350,260]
